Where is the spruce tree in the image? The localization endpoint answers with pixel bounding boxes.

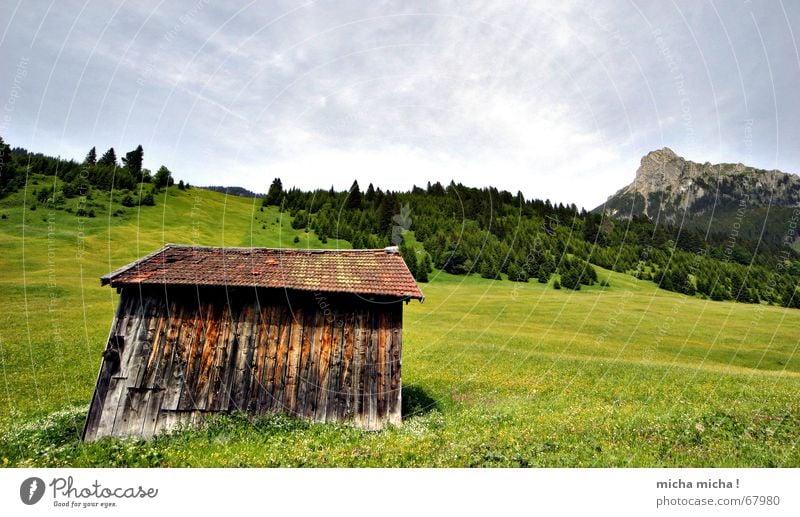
[0,136,13,192]
[98,147,117,167]
[346,180,362,209]
[122,145,143,176]
[153,165,173,187]
[264,178,283,206]
[84,146,97,165]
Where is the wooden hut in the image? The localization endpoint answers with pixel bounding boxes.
[82,244,423,441]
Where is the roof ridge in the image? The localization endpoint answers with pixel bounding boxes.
[161,244,395,253]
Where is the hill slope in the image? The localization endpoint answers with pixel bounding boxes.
[1,185,800,467]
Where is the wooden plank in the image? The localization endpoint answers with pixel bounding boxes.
[162,299,193,411]
[260,302,280,411]
[351,310,364,425]
[329,312,348,421]
[284,307,304,414]
[295,308,314,419]
[388,305,403,425]
[208,302,234,411]
[313,312,334,422]
[217,301,242,411]
[194,302,222,410]
[227,298,250,410]
[377,311,387,420]
[94,294,142,439]
[307,310,322,420]
[155,409,181,436]
[138,296,181,438]
[83,290,131,440]
[272,305,291,411]
[178,300,209,410]
[164,300,194,411]
[250,302,271,412]
[366,310,379,430]
[339,310,355,421]
[232,301,257,411]
[110,295,163,436]
[139,389,165,440]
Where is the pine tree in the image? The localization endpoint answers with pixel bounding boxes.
[84,146,97,165]
[416,255,430,283]
[346,180,362,209]
[153,165,173,187]
[98,148,117,167]
[377,193,399,240]
[0,136,13,192]
[264,178,283,206]
[537,255,555,283]
[122,145,143,176]
[782,282,800,309]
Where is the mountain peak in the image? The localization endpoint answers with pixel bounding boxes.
[640,147,681,168]
[596,149,800,223]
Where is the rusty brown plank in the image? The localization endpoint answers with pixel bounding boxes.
[313,312,334,422]
[339,311,355,421]
[195,302,223,410]
[178,300,210,410]
[209,304,236,411]
[162,300,194,411]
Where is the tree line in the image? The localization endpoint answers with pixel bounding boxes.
[0,136,184,211]
[1,134,796,309]
[262,176,799,308]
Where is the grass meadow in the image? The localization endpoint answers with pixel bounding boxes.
[1,181,799,467]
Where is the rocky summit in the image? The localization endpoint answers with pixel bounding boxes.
[595,148,800,248]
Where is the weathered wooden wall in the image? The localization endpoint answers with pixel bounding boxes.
[83,287,403,440]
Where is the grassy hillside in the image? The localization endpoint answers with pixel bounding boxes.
[1,183,799,467]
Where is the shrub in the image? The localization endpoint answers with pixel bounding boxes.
[140,192,155,206]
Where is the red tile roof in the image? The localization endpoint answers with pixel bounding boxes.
[101,244,424,301]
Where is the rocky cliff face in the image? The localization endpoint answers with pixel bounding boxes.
[597,148,800,225]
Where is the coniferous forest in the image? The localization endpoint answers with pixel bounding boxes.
[1,135,798,308]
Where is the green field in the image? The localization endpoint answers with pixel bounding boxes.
[1,182,799,467]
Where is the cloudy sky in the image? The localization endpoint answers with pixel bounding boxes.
[1,0,798,209]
